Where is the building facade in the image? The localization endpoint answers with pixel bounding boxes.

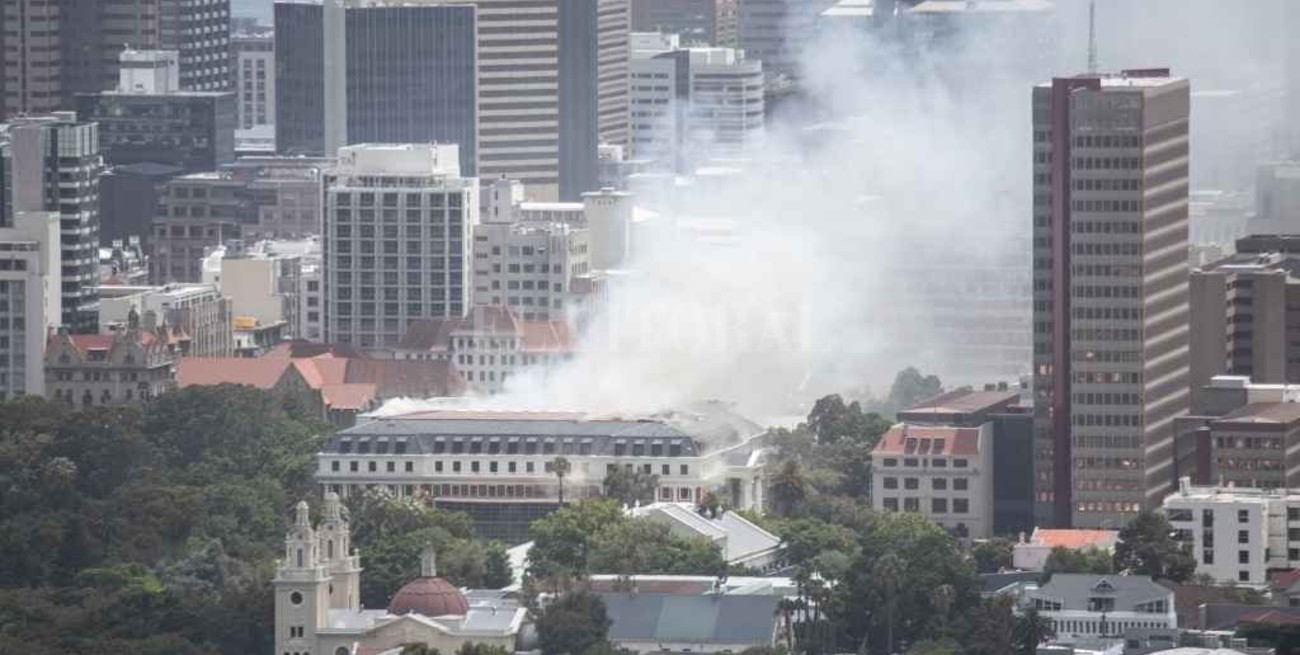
[871,422,995,538]
[233,33,275,131]
[1031,70,1191,527]
[737,0,834,80]
[1020,574,1176,643]
[45,314,181,406]
[323,144,478,350]
[1190,243,1300,388]
[0,212,61,399]
[1162,479,1300,586]
[99,283,233,357]
[3,114,103,332]
[315,407,770,541]
[630,0,737,46]
[0,0,62,119]
[393,306,573,393]
[75,90,236,174]
[150,172,243,283]
[274,0,478,176]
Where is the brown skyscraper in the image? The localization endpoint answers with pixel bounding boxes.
[1031,70,1191,528]
[1,0,63,118]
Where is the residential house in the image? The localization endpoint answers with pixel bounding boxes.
[1013,528,1120,572]
[1019,574,1176,644]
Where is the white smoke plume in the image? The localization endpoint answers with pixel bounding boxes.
[379,0,1297,420]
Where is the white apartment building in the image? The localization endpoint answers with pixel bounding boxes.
[474,180,591,321]
[393,305,572,393]
[1162,478,1300,586]
[233,33,275,131]
[629,33,764,170]
[871,423,995,538]
[0,212,61,399]
[324,144,478,350]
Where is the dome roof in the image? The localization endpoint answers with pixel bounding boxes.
[387,576,469,617]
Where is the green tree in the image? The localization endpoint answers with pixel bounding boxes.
[484,542,513,589]
[776,518,859,570]
[528,499,624,580]
[535,591,613,655]
[1041,546,1113,581]
[456,643,513,655]
[886,367,944,414]
[601,466,658,507]
[548,456,572,505]
[588,520,725,578]
[769,460,808,517]
[1114,510,1196,583]
[872,552,903,654]
[972,538,1015,573]
[346,489,479,606]
[1013,608,1056,655]
[966,595,1016,655]
[401,645,442,655]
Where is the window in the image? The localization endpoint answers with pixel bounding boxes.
[1291,548,1300,561]
[904,478,919,490]
[405,461,414,472]
[953,499,969,514]
[1239,509,1250,523]
[435,461,443,472]
[290,591,303,606]
[350,461,358,472]
[932,478,947,490]
[883,477,898,490]
[453,462,461,473]
[1290,507,1300,521]
[904,498,919,512]
[680,464,688,475]
[331,461,339,471]
[662,464,670,475]
[953,478,968,491]
[368,461,377,472]
[386,461,395,472]
[1239,530,1250,544]
[1240,571,1251,582]
[1239,550,1250,564]
[953,459,968,468]
[883,498,898,511]
[882,458,897,467]
[931,498,948,513]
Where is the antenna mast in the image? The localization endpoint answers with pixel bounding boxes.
[1087,0,1098,73]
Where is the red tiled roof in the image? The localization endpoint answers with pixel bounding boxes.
[521,320,573,352]
[176,357,293,390]
[67,334,114,352]
[265,340,369,360]
[872,425,982,456]
[321,383,377,411]
[1029,528,1118,550]
[396,305,572,354]
[1271,569,1300,591]
[343,359,465,398]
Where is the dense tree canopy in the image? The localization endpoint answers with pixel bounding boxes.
[1114,510,1195,583]
[600,466,659,507]
[1041,546,1114,581]
[535,591,613,655]
[526,499,724,585]
[972,538,1015,574]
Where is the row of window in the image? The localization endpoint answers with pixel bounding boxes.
[880,477,970,491]
[329,459,693,477]
[878,457,969,468]
[880,497,970,514]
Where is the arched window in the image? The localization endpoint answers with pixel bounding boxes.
[296,548,303,568]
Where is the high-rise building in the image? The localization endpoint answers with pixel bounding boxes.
[0,211,61,399]
[275,0,478,176]
[150,172,244,284]
[233,33,275,131]
[1031,70,1191,528]
[630,0,737,46]
[2,114,104,332]
[629,33,763,170]
[1190,236,1300,389]
[0,0,62,119]
[737,0,835,81]
[323,144,478,350]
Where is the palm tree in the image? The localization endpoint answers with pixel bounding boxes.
[1013,608,1056,655]
[769,460,807,517]
[776,597,800,651]
[872,553,904,654]
[548,456,572,504]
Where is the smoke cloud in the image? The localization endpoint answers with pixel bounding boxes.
[379,0,1296,421]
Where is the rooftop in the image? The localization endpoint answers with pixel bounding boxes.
[1020,528,1119,550]
[1029,574,1171,610]
[872,424,982,456]
[901,389,1020,417]
[1037,69,1186,90]
[1216,402,1300,426]
[600,593,779,646]
[911,0,1053,13]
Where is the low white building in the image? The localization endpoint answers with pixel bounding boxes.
[629,502,784,573]
[1020,574,1176,645]
[1012,528,1120,572]
[1161,477,1300,586]
[0,211,61,399]
[871,422,995,538]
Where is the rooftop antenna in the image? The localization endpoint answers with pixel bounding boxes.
[1087,0,1098,74]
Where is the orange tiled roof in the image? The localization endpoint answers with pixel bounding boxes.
[176,357,293,390]
[1030,528,1118,550]
[321,383,377,411]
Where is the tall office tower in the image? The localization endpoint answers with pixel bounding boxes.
[630,0,737,46]
[2,115,103,332]
[233,33,275,130]
[474,0,627,201]
[738,0,835,80]
[0,0,62,119]
[1031,70,1191,528]
[275,0,478,176]
[323,144,478,349]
